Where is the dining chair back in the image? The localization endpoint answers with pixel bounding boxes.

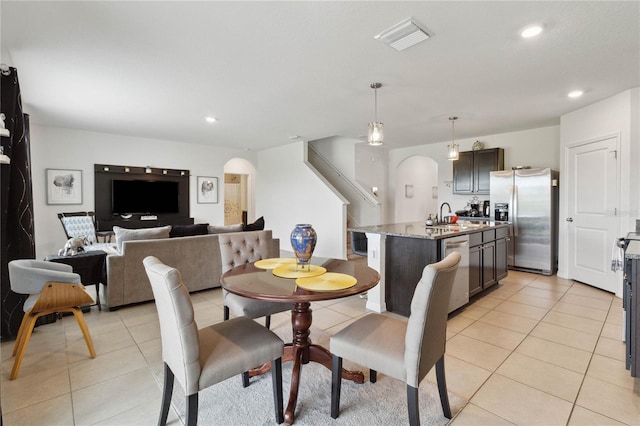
[8,259,96,380]
[143,256,284,425]
[330,252,461,425]
[218,231,292,330]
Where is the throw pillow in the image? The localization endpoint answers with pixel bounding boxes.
[169,223,209,238]
[243,216,265,231]
[113,225,172,252]
[207,223,244,234]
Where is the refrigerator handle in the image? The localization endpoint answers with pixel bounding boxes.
[511,184,518,237]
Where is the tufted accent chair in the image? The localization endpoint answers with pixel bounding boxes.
[218,230,293,332]
[59,212,99,244]
[57,211,116,252]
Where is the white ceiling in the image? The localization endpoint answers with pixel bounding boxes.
[2,1,639,151]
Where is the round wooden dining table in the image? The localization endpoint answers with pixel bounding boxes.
[220,258,380,425]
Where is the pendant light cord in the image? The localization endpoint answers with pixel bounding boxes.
[374,87,378,122]
[449,116,458,143]
[451,117,454,142]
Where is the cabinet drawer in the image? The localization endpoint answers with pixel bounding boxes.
[482,230,496,242]
[496,226,509,239]
[469,232,483,247]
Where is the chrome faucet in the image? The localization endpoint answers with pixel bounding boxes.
[439,202,452,223]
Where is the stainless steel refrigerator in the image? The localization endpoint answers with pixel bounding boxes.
[490,168,559,275]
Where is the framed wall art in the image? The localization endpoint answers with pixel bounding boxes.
[46,168,82,205]
[197,176,218,204]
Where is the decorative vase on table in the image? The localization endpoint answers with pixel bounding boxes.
[290,224,317,271]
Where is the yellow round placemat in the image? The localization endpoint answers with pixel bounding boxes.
[254,258,297,270]
[272,264,326,279]
[296,273,357,291]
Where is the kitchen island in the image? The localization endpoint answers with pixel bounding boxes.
[349,221,510,317]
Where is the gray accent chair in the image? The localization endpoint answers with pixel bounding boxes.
[8,259,96,380]
[143,256,285,426]
[218,231,292,331]
[330,252,461,425]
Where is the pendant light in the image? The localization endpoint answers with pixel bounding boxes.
[367,83,384,146]
[447,116,459,161]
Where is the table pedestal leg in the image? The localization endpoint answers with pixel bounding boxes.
[246,302,366,425]
[281,302,365,425]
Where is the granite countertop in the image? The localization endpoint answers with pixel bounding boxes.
[626,240,640,260]
[349,221,511,240]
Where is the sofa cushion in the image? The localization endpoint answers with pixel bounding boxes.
[114,225,172,252]
[243,216,265,231]
[208,223,244,234]
[170,223,209,238]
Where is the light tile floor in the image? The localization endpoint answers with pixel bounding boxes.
[1,270,639,425]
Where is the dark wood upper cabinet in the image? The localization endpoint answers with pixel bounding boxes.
[453,148,504,194]
[453,151,474,193]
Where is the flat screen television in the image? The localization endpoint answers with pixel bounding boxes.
[112,179,180,214]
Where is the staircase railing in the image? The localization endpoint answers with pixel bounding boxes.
[308,145,380,227]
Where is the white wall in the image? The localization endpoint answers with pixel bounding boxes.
[386,125,561,223]
[310,136,388,203]
[354,141,387,223]
[310,135,386,226]
[395,156,439,222]
[311,136,357,179]
[257,141,347,259]
[30,124,254,258]
[558,88,640,278]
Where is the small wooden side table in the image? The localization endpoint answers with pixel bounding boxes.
[45,250,108,310]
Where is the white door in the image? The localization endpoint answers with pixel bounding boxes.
[566,136,618,292]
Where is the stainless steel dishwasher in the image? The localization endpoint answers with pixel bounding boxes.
[441,235,470,313]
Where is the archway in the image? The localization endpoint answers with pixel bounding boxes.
[395,155,439,223]
[223,158,256,225]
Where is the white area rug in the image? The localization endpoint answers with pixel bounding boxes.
[152,326,465,425]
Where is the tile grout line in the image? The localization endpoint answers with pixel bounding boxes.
[448,275,585,424]
[563,294,627,426]
[471,278,628,425]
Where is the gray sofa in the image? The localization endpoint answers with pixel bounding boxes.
[105,230,280,309]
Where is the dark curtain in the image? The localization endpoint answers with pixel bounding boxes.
[1,66,35,340]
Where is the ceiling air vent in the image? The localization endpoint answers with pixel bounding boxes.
[374,18,430,51]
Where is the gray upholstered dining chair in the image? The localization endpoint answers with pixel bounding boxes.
[8,259,96,380]
[218,231,292,330]
[143,256,285,426]
[330,252,461,425]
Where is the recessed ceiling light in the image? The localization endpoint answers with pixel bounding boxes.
[521,25,543,38]
[205,116,217,123]
[567,90,584,98]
